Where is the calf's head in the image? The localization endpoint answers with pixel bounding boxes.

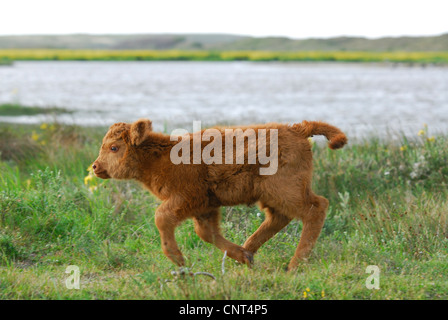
[92,119,152,180]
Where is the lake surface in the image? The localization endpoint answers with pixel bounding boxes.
[1,61,447,139]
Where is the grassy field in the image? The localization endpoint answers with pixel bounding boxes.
[0,59,13,66]
[0,120,447,300]
[0,104,71,116]
[0,49,448,64]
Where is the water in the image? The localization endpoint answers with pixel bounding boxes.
[1,61,447,139]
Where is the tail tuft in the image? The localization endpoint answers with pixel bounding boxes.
[329,133,347,149]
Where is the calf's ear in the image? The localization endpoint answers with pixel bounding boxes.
[129,119,152,146]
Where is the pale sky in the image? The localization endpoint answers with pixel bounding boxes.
[0,0,447,39]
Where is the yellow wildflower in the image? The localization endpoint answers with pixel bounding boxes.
[306,287,310,292]
[427,136,435,142]
[40,123,48,130]
[31,131,40,141]
[400,145,407,151]
[321,290,325,298]
[303,291,307,299]
[40,140,47,146]
[84,174,94,185]
[84,165,99,191]
[417,129,425,136]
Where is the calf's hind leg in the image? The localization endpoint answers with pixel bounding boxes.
[288,194,328,271]
[193,208,254,266]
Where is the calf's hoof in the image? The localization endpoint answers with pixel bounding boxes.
[244,251,254,267]
[230,247,255,267]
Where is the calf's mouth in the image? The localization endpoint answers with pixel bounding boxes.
[94,170,111,179]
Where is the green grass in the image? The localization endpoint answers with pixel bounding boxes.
[0,59,13,66]
[0,104,72,116]
[1,49,448,64]
[0,121,447,300]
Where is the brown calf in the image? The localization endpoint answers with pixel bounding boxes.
[92,119,347,270]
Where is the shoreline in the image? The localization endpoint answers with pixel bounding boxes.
[1,49,448,64]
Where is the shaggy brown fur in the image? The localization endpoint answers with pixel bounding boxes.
[92,119,347,270]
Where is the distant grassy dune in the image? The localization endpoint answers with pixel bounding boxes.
[0,49,447,63]
[1,33,448,51]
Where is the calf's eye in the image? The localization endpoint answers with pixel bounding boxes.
[110,146,118,152]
